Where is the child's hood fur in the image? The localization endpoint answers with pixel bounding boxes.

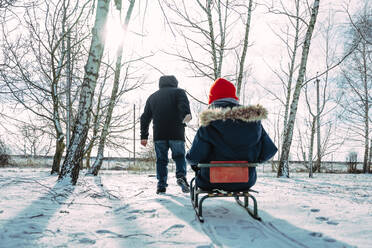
[199,104,268,127]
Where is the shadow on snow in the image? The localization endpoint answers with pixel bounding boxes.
[157,194,355,248]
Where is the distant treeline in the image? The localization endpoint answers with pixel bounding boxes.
[8,155,147,162]
[7,154,366,165]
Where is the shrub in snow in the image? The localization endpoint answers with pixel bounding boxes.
[346,151,358,173]
[0,139,10,166]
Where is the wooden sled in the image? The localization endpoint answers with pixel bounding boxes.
[190,161,261,223]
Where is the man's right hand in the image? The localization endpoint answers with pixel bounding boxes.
[141,139,148,147]
[182,114,192,124]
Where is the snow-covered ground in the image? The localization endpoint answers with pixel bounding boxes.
[0,168,371,248]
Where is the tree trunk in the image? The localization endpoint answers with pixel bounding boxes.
[206,0,218,79]
[84,73,106,169]
[277,0,320,178]
[59,0,110,185]
[281,0,300,160]
[51,136,65,174]
[315,78,321,172]
[50,81,66,174]
[50,1,67,175]
[88,0,136,176]
[362,42,369,173]
[85,148,92,169]
[369,138,372,173]
[66,33,72,148]
[236,0,253,97]
[308,117,316,178]
[88,51,122,176]
[216,0,226,79]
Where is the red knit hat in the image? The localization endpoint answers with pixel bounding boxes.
[208,78,239,104]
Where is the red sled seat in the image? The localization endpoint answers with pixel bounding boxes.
[209,161,249,183]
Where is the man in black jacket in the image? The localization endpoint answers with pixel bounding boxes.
[140,75,192,194]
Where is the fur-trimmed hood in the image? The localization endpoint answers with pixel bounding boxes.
[199,104,268,127]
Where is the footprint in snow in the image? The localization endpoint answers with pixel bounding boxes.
[214,226,239,240]
[144,209,156,213]
[236,219,255,226]
[114,205,129,213]
[324,237,336,242]
[315,216,338,225]
[126,216,137,221]
[309,232,323,237]
[326,220,339,225]
[79,238,96,244]
[69,232,86,238]
[144,209,158,218]
[236,220,267,239]
[316,216,329,221]
[213,207,229,215]
[161,224,185,237]
[96,229,115,235]
[204,210,217,218]
[128,209,141,214]
[310,208,320,212]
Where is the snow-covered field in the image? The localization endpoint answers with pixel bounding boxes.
[0,168,371,248]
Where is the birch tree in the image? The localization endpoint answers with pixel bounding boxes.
[304,77,327,177]
[313,12,343,173]
[261,0,305,161]
[88,0,146,175]
[59,0,112,184]
[338,2,371,173]
[83,75,106,169]
[235,0,253,97]
[304,11,341,177]
[277,0,320,177]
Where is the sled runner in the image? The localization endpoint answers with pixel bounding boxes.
[190,161,261,222]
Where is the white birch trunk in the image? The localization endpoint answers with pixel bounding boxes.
[216,0,226,79]
[59,0,110,185]
[281,0,300,161]
[278,0,320,178]
[88,0,136,176]
[66,33,72,148]
[84,81,104,169]
[236,0,253,97]
[369,138,371,173]
[89,54,122,176]
[206,0,218,79]
[362,42,369,173]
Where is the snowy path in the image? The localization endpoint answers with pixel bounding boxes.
[0,168,370,247]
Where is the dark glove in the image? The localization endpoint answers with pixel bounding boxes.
[191,164,199,172]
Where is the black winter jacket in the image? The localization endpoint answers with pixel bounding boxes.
[140,76,191,141]
[186,101,277,191]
